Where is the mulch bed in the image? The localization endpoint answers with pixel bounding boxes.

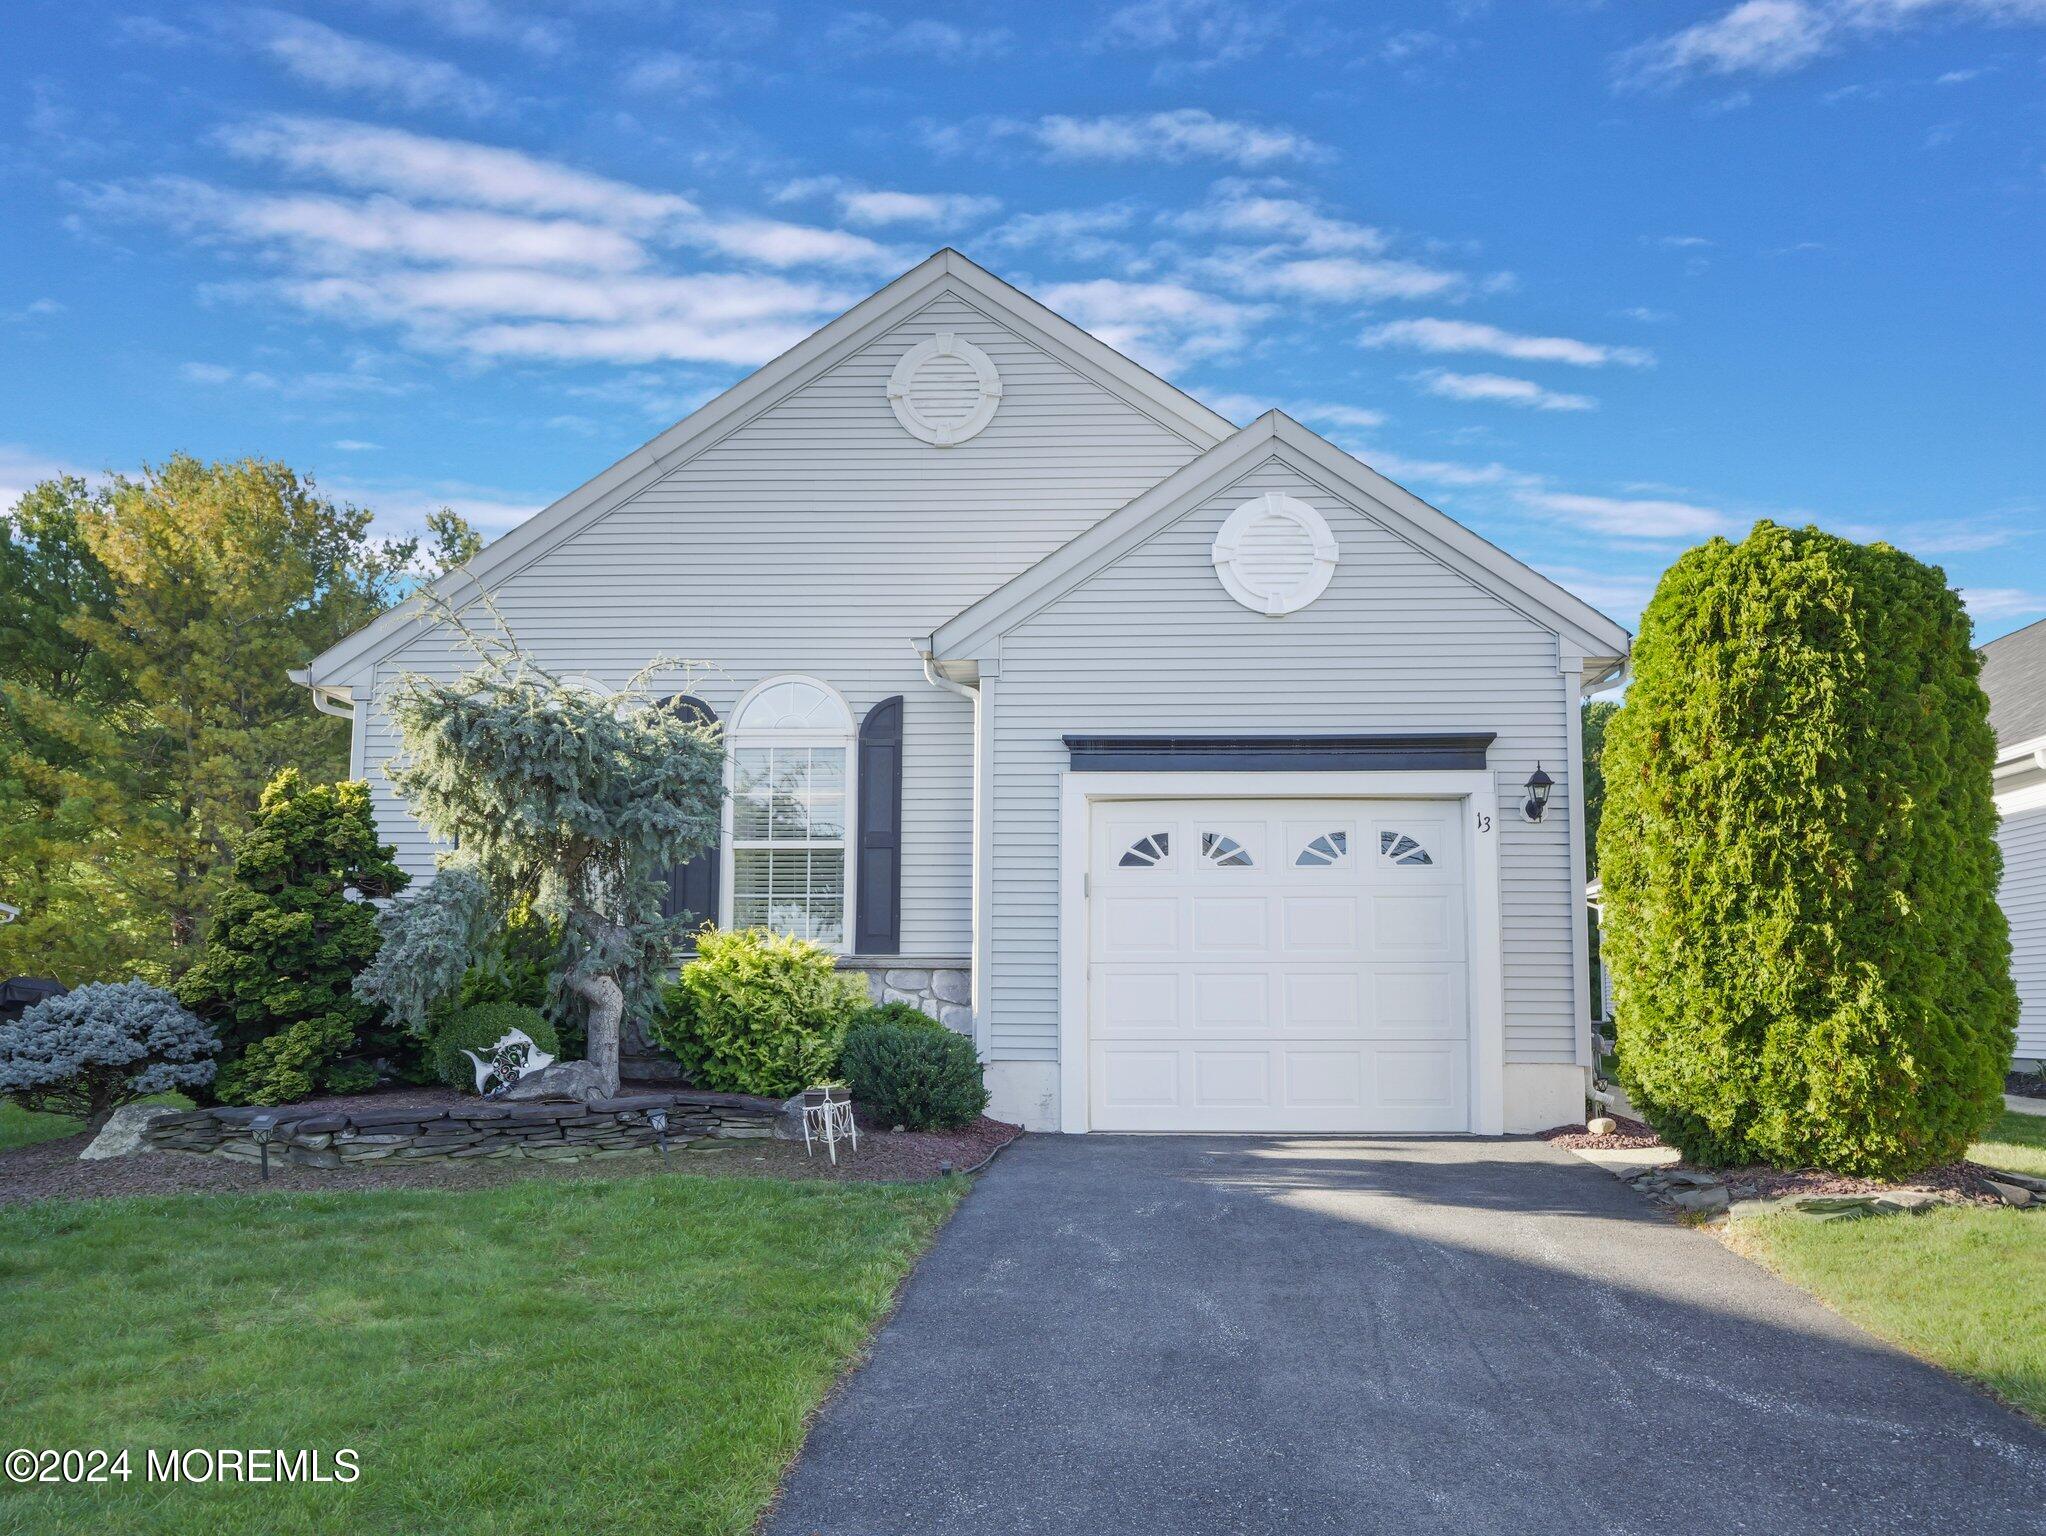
[2007,1069,2046,1101]
[1536,1114,1664,1151]
[1538,1115,2018,1206]
[0,1085,1022,1207]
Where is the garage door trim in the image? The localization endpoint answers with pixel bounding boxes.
[1058,769,1505,1135]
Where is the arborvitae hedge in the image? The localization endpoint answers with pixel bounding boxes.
[1598,522,2016,1177]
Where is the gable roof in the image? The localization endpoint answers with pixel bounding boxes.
[1983,616,2046,753]
[928,411,1632,675]
[299,248,1237,689]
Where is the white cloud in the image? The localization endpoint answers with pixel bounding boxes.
[1618,0,2046,88]
[1362,317,1654,368]
[216,117,902,271]
[1205,251,1463,303]
[1095,0,1280,70]
[1172,181,1387,253]
[178,359,410,396]
[91,178,650,273]
[1532,562,1664,621]
[1359,451,1544,492]
[829,13,1013,59]
[984,204,1138,253]
[1,298,63,323]
[237,10,498,117]
[326,476,546,534]
[1416,369,1597,411]
[369,0,568,56]
[1039,278,1265,370]
[1201,393,1388,430]
[0,445,91,513]
[836,189,1000,227]
[280,268,852,365]
[219,116,696,229]
[1028,110,1328,167]
[1962,586,2046,620]
[1518,490,1734,540]
[619,51,721,97]
[332,439,381,451]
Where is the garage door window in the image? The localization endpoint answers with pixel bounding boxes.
[1200,832,1254,867]
[1379,830,1433,866]
[1295,830,1349,867]
[1118,831,1172,868]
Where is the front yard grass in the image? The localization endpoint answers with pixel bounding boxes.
[0,1173,960,1535]
[0,1094,191,1153]
[1728,1103,2046,1426]
[1972,1108,2046,1179]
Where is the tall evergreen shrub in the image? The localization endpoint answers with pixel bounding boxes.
[177,770,407,1104]
[1598,522,2016,1176]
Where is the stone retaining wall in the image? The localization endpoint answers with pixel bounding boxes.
[143,1091,785,1168]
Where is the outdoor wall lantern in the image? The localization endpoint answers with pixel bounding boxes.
[248,1112,280,1181]
[1522,764,1554,824]
[647,1106,670,1156]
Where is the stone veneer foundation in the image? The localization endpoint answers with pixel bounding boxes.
[143,1090,785,1168]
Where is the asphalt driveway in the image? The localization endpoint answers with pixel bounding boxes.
[767,1134,2046,1536]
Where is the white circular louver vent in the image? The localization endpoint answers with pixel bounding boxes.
[1211,493,1340,616]
[887,331,1003,446]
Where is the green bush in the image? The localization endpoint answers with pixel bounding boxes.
[648,927,868,1097]
[851,1001,948,1036]
[1598,522,2017,1177]
[839,1018,988,1131]
[177,770,409,1105]
[428,1003,559,1092]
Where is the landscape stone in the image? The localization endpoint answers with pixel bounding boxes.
[883,969,931,993]
[498,1060,610,1103]
[79,1103,175,1161]
[1669,1185,1730,1211]
[1985,1180,2033,1208]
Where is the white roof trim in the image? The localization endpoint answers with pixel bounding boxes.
[299,248,1236,687]
[931,411,1632,664]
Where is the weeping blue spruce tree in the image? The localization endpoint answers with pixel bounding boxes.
[1598,522,2015,1177]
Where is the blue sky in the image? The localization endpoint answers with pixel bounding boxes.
[3,0,2042,637]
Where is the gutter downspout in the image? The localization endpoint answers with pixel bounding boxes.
[287,668,356,720]
[916,642,991,1065]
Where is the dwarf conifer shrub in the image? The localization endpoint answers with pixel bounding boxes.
[0,980,218,1126]
[1597,522,2016,1176]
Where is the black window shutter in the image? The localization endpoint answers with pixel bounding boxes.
[659,695,721,947]
[855,695,904,954]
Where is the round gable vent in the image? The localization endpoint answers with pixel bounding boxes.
[888,332,1002,446]
[1211,493,1340,616]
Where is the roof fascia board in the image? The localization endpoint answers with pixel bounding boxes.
[303,249,1234,686]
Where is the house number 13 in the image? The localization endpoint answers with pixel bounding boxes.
[1475,812,1492,833]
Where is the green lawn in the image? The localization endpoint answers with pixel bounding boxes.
[1972,1107,2046,1179]
[1731,1204,2044,1422]
[1728,1106,2046,1426]
[0,1094,193,1153]
[0,1174,960,1535]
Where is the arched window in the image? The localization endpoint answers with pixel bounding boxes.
[727,676,854,947]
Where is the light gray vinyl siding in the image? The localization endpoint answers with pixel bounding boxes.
[357,288,1206,953]
[986,453,1581,1066]
[2000,801,2046,1061]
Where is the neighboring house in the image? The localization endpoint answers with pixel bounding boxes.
[1984,616,2046,1071]
[294,251,1629,1134]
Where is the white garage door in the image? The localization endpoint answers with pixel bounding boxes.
[1088,799,1470,1132]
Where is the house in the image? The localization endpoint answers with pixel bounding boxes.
[294,250,1630,1134]
[1984,617,2046,1071]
